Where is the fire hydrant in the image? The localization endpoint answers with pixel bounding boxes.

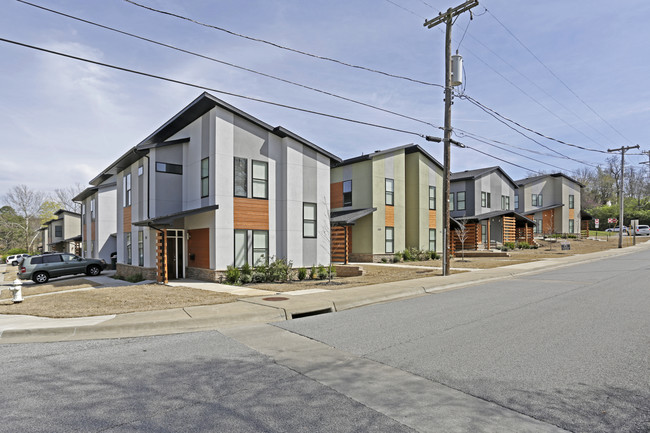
[8,278,24,303]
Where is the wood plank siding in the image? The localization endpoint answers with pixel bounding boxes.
[542,209,555,234]
[331,226,352,264]
[91,221,96,241]
[451,222,479,254]
[188,228,210,269]
[503,216,516,243]
[156,230,167,284]
[429,210,436,228]
[233,197,269,230]
[569,208,575,220]
[385,205,394,227]
[123,206,132,232]
[330,182,344,209]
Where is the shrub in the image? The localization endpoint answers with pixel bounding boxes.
[401,248,414,261]
[269,257,293,282]
[428,250,439,260]
[317,264,328,280]
[518,242,531,249]
[225,266,241,284]
[298,267,307,281]
[240,273,252,284]
[251,271,265,283]
[393,253,402,262]
[503,242,515,250]
[381,257,388,263]
[240,263,252,277]
[328,265,337,278]
[309,266,317,280]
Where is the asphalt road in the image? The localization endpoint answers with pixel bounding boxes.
[1,248,648,432]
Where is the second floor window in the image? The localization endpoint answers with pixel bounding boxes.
[385,178,394,206]
[55,226,62,237]
[343,180,352,207]
[234,157,247,197]
[123,172,132,207]
[156,162,182,174]
[501,195,510,210]
[569,194,575,209]
[429,186,436,210]
[514,194,519,210]
[201,158,209,198]
[481,191,491,208]
[91,198,96,221]
[450,192,455,211]
[532,193,543,207]
[303,203,317,238]
[457,191,466,211]
[252,160,268,199]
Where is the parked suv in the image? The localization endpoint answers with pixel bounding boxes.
[635,225,650,236]
[6,254,30,266]
[18,253,107,284]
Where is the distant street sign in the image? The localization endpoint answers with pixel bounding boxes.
[595,219,599,228]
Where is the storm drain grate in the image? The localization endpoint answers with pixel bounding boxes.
[290,308,333,320]
[262,296,289,301]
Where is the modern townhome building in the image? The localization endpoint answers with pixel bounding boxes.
[330,144,443,263]
[73,176,118,263]
[450,166,535,250]
[39,209,82,254]
[86,92,340,282]
[515,173,584,235]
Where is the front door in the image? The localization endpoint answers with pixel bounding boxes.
[165,230,185,280]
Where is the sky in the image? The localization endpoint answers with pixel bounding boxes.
[1,0,649,198]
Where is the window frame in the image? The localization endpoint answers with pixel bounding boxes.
[429,229,436,252]
[481,191,487,208]
[252,230,269,265]
[385,227,394,254]
[201,157,209,198]
[138,231,144,267]
[155,162,183,175]
[90,198,96,221]
[54,225,63,238]
[303,202,317,238]
[457,191,466,211]
[343,180,352,207]
[514,193,519,210]
[125,232,132,265]
[234,229,248,267]
[234,157,248,198]
[385,178,394,206]
[429,186,436,210]
[569,194,575,209]
[532,194,538,207]
[569,219,575,233]
[123,172,132,208]
[449,192,455,212]
[252,160,268,199]
[538,193,543,207]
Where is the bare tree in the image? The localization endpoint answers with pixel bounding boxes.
[319,196,334,282]
[54,183,84,213]
[3,185,46,252]
[454,223,468,262]
[606,156,622,200]
[625,166,645,206]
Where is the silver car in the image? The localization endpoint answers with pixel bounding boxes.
[635,225,650,236]
[18,253,106,284]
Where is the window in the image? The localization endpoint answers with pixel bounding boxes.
[123,172,132,207]
[532,194,538,207]
[234,157,248,197]
[429,186,436,210]
[42,254,63,264]
[252,160,268,199]
[457,191,466,211]
[514,194,519,210]
[450,192,455,211]
[538,193,543,207]
[569,194,575,209]
[535,219,542,234]
[481,221,488,245]
[234,230,247,267]
[481,191,487,208]
[138,165,143,176]
[138,231,144,267]
[569,219,575,233]
[343,180,352,207]
[156,162,183,174]
[81,203,86,218]
[429,229,436,252]
[252,230,269,265]
[125,232,132,265]
[91,198,96,221]
[201,158,209,198]
[303,203,317,238]
[486,192,491,207]
[385,227,394,253]
[501,195,510,211]
[385,178,394,206]
[55,226,62,237]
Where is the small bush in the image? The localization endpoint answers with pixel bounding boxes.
[240,273,252,284]
[251,271,265,283]
[401,248,414,261]
[309,266,317,280]
[267,257,293,282]
[503,242,515,250]
[240,263,252,277]
[298,267,307,280]
[428,250,439,260]
[518,242,531,249]
[393,253,402,262]
[317,264,328,280]
[381,257,388,263]
[225,266,241,284]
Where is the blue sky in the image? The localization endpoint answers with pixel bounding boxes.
[1,0,649,196]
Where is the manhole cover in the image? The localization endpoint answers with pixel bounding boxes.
[262,296,289,301]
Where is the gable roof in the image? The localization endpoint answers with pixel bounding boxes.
[515,172,585,188]
[450,166,517,188]
[89,92,341,186]
[334,144,443,170]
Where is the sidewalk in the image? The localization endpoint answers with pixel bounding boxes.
[2,240,649,344]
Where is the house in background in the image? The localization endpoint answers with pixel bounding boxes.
[87,92,340,282]
[74,176,117,263]
[450,166,534,249]
[515,173,583,235]
[40,209,81,254]
[330,144,443,263]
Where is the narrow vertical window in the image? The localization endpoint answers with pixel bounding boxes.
[385,178,394,206]
[303,203,317,238]
[569,219,575,233]
[123,172,132,207]
[252,160,268,199]
[385,227,394,253]
[486,192,491,208]
[138,165,143,176]
[138,231,144,267]
[457,191,466,211]
[252,230,269,265]
[450,192,455,211]
[505,196,510,210]
[514,194,519,210]
[125,232,132,265]
[91,198,96,221]
[429,186,436,210]
[481,191,487,208]
[569,194,574,209]
[343,180,352,207]
[538,193,543,207]
[429,229,436,252]
[234,157,248,197]
[201,157,209,198]
[234,230,247,267]
[532,194,538,207]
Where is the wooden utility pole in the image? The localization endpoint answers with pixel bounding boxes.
[607,144,640,248]
[424,0,478,276]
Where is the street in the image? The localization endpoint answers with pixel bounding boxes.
[1,248,649,432]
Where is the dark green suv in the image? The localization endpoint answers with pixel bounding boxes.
[18,253,107,284]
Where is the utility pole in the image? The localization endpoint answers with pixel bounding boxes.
[607,144,640,248]
[424,0,478,276]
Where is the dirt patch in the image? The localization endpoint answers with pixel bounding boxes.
[0,284,239,318]
[0,278,100,300]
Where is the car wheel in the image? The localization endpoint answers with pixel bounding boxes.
[87,265,101,276]
[33,272,49,284]
[11,261,18,266]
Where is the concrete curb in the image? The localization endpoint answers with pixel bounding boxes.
[2,239,649,344]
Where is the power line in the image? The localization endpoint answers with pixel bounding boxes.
[0,37,431,139]
[483,7,635,146]
[384,0,426,19]
[463,144,538,173]
[17,0,442,131]
[123,0,443,89]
